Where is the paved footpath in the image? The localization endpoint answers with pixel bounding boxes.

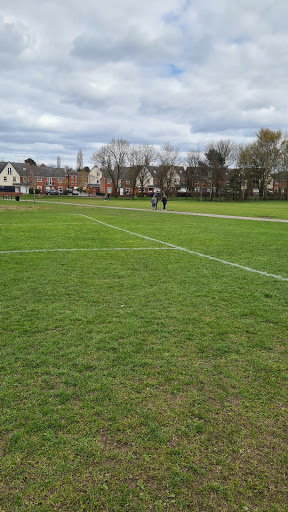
[34,200,288,223]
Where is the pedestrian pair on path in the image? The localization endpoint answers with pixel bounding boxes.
[151,194,167,210]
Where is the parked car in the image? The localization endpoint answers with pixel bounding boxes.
[72,189,79,195]
[45,190,60,195]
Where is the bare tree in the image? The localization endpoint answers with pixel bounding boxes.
[91,139,130,197]
[157,142,179,196]
[216,139,237,168]
[254,128,282,199]
[186,148,201,197]
[279,135,288,198]
[76,149,83,171]
[234,144,257,200]
[127,144,157,198]
[234,130,283,200]
[127,146,143,199]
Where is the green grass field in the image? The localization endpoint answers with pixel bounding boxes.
[1,200,288,511]
[35,195,288,220]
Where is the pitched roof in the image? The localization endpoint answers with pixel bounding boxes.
[31,166,67,178]
[0,162,30,176]
[0,162,70,178]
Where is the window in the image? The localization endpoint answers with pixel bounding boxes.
[275,179,279,184]
[96,179,100,184]
[13,177,16,182]
[107,179,112,184]
[194,187,200,192]
[96,172,100,177]
[201,187,206,192]
[37,177,42,182]
[107,187,112,193]
[7,167,12,175]
[59,187,63,192]
[47,177,52,185]
[126,188,130,195]
[58,178,62,183]
[4,176,7,181]
[126,180,130,185]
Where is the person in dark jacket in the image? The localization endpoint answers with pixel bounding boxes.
[161,194,168,210]
[155,194,158,209]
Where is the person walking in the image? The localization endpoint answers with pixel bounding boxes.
[151,194,157,210]
[161,194,168,210]
[155,193,158,210]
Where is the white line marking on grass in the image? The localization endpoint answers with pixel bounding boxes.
[79,214,288,282]
[0,247,176,255]
[0,223,89,227]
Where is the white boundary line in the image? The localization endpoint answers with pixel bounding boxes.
[0,222,87,227]
[79,214,288,282]
[0,247,176,255]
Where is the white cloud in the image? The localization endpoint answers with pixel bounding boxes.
[0,0,287,166]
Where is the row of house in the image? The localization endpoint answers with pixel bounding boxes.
[86,165,288,198]
[0,161,188,196]
[0,161,287,198]
[86,165,188,196]
[0,162,80,195]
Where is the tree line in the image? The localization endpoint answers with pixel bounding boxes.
[91,128,288,200]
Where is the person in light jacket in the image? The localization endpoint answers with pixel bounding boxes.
[151,195,157,210]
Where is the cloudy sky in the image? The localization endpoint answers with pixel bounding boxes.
[1,0,287,167]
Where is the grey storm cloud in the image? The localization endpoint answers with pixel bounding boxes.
[0,17,30,58]
[71,26,181,66]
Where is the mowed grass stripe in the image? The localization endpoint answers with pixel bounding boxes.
[33,196,288,220]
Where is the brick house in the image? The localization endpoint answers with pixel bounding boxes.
[272,176,287,197]
[65,171,79,192]
[90,165,188,197]
[0,162,84,194]
[96,167,134,197]
[31,166,66,193]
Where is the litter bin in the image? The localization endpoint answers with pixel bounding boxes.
[15,196,20,201]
